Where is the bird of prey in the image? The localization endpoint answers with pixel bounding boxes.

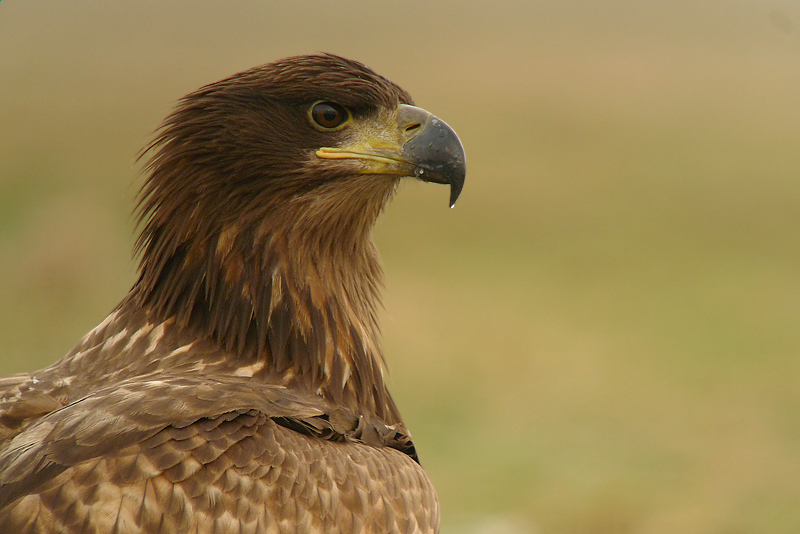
[0,54,465,533]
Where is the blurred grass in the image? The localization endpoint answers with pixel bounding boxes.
[2,1,800,533]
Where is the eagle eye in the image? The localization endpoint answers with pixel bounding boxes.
[309,101,351,130]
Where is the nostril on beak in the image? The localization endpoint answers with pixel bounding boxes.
[403,122,423,142]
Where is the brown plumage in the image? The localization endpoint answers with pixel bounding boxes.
[0,54,465,533]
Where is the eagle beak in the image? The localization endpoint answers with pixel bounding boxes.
[316,104,466,207]
[397,104,466,208]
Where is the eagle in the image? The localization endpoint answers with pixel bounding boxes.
[0,54,465,533]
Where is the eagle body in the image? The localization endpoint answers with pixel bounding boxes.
[0,54,465,533]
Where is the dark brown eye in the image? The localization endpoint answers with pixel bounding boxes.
[309,101,350,130]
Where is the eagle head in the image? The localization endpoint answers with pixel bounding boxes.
[128,54,465,408]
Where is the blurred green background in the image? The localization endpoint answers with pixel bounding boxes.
[2,2,799,532]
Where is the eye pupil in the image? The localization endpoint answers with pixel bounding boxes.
[311,102,349,129]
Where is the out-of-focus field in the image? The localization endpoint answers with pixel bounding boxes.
[2,2,799,532]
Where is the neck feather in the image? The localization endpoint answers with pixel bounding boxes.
[127,192,399,420]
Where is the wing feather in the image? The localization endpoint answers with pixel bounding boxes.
[0,374,435,533]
